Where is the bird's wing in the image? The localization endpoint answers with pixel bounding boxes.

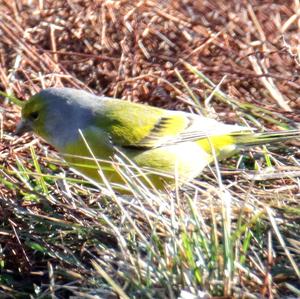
[96,99,249,149]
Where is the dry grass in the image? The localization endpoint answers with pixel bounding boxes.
[0,1,300,298]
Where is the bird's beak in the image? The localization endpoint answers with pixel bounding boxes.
[15,119,33,136]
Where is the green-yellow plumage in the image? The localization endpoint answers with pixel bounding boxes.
[16,88,299,191]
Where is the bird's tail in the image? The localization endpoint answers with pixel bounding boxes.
[233,129,300,147]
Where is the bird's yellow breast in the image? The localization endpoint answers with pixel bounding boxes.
[58,128,236,191]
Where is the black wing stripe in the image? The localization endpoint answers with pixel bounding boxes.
[122,114,207,149]
[121,117,172,149]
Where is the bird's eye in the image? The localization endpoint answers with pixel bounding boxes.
[29,111,39,120]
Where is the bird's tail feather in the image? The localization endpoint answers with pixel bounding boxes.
[233,129,300,147]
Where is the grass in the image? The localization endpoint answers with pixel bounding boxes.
[1,65,300,298]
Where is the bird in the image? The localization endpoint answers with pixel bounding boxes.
[16,87,299,191]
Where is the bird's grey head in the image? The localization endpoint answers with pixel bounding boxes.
[21,88,101,149]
